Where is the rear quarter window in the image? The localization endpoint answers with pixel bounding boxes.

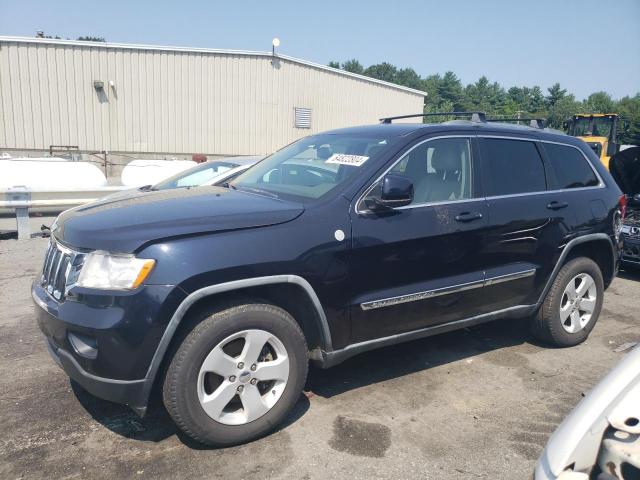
[543,143,600,189]
[482,138,547,196]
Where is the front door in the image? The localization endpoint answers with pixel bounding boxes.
[348,135,489,344]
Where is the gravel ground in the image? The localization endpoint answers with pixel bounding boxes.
[1,237,639,480]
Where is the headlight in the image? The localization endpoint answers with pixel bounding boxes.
[76,252,155,290]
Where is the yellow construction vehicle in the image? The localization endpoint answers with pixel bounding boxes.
[566,113,620,169]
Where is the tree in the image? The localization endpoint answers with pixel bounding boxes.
[506,86,545,114]
[529,86,546,113]
[395,67,423,90]
[616,94,640,145]
[547,94,582,129]
[326,56,640,140]
[396,68,422,90]
[342,59,364,74]
[363,62,398,83]
[424,100,455,120]
[464,76,505,114]
[422,74,443,107]
[583,91,615,113]
[437,71,464,111]
[546,83,567,108]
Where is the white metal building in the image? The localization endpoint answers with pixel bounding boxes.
[0,36,425,157]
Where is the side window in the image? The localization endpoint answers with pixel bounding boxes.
[388,137,473,205]
[482,139,546,196]
[543,143,599,189]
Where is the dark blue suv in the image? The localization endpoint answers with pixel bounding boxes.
[33,114,624,446]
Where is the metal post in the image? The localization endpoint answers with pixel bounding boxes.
[16,207,30,240]
[6,187,32,240]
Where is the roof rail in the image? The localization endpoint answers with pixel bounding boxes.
[380,112,487,124]
[486,117,546,129]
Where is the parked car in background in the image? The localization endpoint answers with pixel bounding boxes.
[152,156,263,190]
[535,345,640,480]
[206,159,262,186]
[33,113,623,447]
[101,156,263,201]
[610,146,640,270]
[121,159,197,188]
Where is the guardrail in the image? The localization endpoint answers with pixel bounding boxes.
[1,186,128,239]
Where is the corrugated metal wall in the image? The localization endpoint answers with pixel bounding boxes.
[0,38,424,156]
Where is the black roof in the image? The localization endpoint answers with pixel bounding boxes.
[323,120,579,146]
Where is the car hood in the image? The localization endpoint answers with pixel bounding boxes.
[53,186,304,253]
[610,146,640,196]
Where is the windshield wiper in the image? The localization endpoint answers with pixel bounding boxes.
[236,186,280,199]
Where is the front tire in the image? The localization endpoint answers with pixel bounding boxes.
[162,303,308,447]
[532,257,604,347]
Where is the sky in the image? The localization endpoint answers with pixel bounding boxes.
[1,0,638,100]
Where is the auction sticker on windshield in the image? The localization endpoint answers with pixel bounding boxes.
[326,154,370,167]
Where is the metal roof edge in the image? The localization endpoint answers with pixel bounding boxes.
[274,53,427,96]
[0,36,427,97]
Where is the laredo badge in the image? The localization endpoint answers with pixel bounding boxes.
[325,154,370,167]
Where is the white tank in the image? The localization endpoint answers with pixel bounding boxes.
[121,159,197,187]
[0,158,108,189]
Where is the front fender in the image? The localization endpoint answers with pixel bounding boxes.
[137,275,333,411]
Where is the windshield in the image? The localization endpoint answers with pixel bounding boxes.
[153,161,239,190]
[231,134,391,201]
[571,117,613,138]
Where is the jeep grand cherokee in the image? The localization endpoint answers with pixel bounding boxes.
[33,113,624,446]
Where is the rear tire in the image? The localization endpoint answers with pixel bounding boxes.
[531,257,604,347]
[162,302,308,447]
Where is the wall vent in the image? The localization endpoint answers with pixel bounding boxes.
[294,107,312,129]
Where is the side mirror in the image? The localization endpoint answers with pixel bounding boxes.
[366,174,413,211]
[607,142,618,157]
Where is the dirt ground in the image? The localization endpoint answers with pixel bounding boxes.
[1,236,639,480]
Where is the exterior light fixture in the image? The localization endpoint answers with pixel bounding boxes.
[272,37,280,55]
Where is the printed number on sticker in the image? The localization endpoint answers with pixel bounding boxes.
[326,154,370,167]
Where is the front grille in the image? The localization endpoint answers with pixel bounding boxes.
[41,241,85,301]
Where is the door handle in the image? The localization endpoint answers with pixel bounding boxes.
[455,212,483,222]
[547,201,568,210]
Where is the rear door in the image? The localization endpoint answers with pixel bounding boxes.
[479,135,575,310]
[347,134,490,344]
[540,141,604,230]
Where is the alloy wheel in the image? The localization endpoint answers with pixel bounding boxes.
[197,329,290,425]
[559,273,598,334]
